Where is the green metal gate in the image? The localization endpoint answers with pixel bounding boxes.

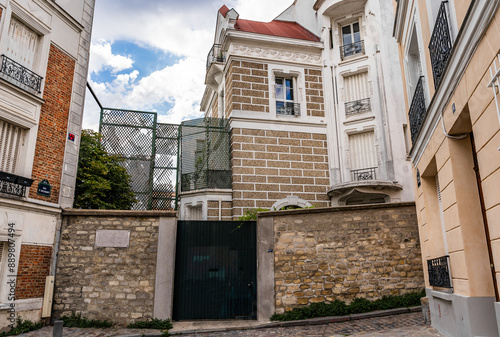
[173,221,257,320]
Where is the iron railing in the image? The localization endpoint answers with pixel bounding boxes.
[276,102,300,116]
[428,256,453,289]
[351,167,377,181]
[340,40,365,60]
[0,171,34,198]
[0,55,43,93]
[429,2,452,89]
[345,98,371,116]
[408,76,427,143]
[206,44,225,70]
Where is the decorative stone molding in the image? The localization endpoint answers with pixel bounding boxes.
[230,44,321,65]
[271,196,312,211]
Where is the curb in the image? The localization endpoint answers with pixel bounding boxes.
[162,305,423,336]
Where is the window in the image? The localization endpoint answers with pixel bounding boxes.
[344,72,370,115]
[340,22,364,59]
[6,17,39,70]
[0,120,24,174]
[275,77,299,116]
[349,131,377,181]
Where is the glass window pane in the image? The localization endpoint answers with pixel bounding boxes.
[275,78,284,100]
[353,22,360,42]
[342,25,352,45]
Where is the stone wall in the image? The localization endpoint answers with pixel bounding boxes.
[260,202,424,314]
[53,210,176,325]
[305,69,325,117]
[231,128,330,218]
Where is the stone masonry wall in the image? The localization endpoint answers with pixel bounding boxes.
[207,200,233,221]
[53,213,161,325]
[225,60,269,116]
[269,203,424,313]
[231,128,330,218]
[305,69,325,117]
[29,44,75,203]
[15,245,52,300]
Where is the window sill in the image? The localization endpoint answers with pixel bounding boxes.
[339,54,369,67]
[343,113,375,126]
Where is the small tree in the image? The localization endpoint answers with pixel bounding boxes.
[74,129,136,209]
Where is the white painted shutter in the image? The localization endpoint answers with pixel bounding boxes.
[344,72,369,102]
[7,18,38,69]
[349,132,377,170]
[0,120,24,174]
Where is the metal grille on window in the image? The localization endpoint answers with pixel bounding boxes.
[349,132,377,181]
[0,120,23,174]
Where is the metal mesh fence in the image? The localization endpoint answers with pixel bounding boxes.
[179,118,231,192]
[99,109,230,210]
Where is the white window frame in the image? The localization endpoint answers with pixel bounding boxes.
[275,77,296,115]
[269,67,304,118]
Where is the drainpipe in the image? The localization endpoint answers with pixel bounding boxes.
[218,197,222,220]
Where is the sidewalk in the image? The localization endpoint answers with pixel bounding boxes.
[18,307,443,337]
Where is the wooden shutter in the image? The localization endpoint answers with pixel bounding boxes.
[349,132,377,170]
[7,18,39,69]
[344,72,369,102]
[0,120,24,174]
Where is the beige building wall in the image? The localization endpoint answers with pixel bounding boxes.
[394,0,500,335]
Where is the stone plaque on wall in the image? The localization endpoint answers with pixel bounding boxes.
[95,230,130,248]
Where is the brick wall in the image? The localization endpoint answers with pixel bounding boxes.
[305,69,325,117]
[267,203,424,313]
[53,214,160,325]
[29,44,75,203]
[207,200,233,220]
[210,93,218,118]
[231,128,330,218]
[15,245,52,299]
[225,61,269,116]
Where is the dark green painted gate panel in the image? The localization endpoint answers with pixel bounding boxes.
[173,221,257,320]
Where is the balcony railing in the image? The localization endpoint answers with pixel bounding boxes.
[0,171,34,198]
[351,167,377,181]
[429,1,453,88]
[345,98,371,116]
[340,40,365,60]
[428,256,453,289]
[206,44,225,70]
[276,102,300,116]
[0,55,43,94]
[408,76,427,143]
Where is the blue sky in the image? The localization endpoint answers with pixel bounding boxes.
[82,0,294,130]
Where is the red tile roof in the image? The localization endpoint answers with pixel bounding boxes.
[219,5,230,17]
[234,19,320,42]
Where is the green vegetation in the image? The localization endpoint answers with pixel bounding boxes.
[127,318,173,336]
[60,312,113,328]
[237,207,270,221]
[74,130,136,209]
[0,318,42,336]
[270,290,425,321]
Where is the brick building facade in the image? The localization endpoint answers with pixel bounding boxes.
[0,0,95,328]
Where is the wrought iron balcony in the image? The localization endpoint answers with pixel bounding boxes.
[408,76,427,143]
[0,55,43,94]
[428,255,453,289]
[276,102,300,116]
[340,40,365,60]
[345,98,371,116]
[351,167,377,181]
[206,44,225,70]
[0,171,34,198]
[429,2,453,88]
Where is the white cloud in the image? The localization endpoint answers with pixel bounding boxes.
[89,41,134,74]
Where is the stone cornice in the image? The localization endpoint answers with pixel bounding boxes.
[229,43,322,66]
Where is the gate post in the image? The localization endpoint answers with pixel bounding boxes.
[154,214,178,319]
[257,216,275,321]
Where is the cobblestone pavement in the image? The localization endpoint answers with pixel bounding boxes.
[18,312,444,337]
[180,313,444,337]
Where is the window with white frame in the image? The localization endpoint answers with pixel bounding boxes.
[0,119,24,174]
[344,72,370,115]
[340,22,363,59]
[6,17,39,70]
[349,131,377,181]
[275,77,299,116]
[405,25,424,100]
